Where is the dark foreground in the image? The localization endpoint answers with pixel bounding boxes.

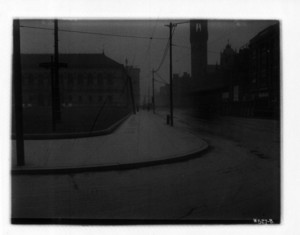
[11,112,280,224]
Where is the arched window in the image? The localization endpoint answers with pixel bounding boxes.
[107,74,113,86]
[78,77,83,85]
[87,73,93,85]
[28,74,34,85]
[97,73,103,85]
[196,23,201,32]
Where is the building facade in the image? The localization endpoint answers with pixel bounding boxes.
[189,20,280,119]
[219,23,280,118]
[248,23,280,118]
[21,53,136,109]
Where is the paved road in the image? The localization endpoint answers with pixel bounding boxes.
[11,112,280,222]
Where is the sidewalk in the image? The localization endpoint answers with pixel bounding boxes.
[11,110,208,173]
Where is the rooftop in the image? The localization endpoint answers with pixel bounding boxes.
[21,53,124,69]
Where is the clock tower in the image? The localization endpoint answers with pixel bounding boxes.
[190,20,208,83]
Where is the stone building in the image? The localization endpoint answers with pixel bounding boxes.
[21,53,133,108]
[189,20,280,119]
[219,23,280,118]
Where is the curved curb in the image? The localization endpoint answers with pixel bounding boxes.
[11,142,210,175]
[11,113,131,140]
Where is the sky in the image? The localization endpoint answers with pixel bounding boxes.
[19,19,276,100]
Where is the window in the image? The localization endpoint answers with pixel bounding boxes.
[88,77,93,86]
[88,73,93,85]
[29,95,33,103]
[38,78,43,87]
[107,74,113,86]
[68,74,73,86]
[98,77,103,86]
[258,92,269,98]
[60,72,66,79]
[233,86,239,102]
[78,77,83,85]
[222,92,229,100]
[29,74,34,85]
[68,78,73,85]
[38,94,44,106]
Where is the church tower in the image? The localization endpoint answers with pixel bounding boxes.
[190,20,208,83]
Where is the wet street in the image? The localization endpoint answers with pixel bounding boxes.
[11,113,280,222]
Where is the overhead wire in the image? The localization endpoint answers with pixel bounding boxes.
[153,40,169,73]
[154,71,169,84]
[153,25,176,73]
[140,19,160,68]
[153,23,178,73]
[20,25,169,41]
[139,19,162,102]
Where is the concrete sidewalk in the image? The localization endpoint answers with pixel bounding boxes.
[11,111,208,173]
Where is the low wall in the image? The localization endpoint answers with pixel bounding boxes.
[11,106,132,138]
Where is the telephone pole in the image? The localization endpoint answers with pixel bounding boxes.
[127,73,136,114]
[165,22,174,126]
[13,19,25,166]
[40,56,67,131]
[152,69,155,114]
[54,19,61,121]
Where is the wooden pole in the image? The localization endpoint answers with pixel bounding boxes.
[13,19,25,166]
[169,23,174,126]
[152,69,155,114]
[54,19,61,121]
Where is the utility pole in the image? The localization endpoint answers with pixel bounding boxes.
[127,73,136,114]
[40,56,67,131]
[152,69,155,114]
[166,22,174,126]
[147,85,150,111]
[50,56,56,131]
[54,19,61,121]
[13,19,25,166]
[40,20,67,131]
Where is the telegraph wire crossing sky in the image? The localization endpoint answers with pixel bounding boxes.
[19,20,275,98]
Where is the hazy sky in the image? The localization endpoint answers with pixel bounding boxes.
[19,19,276,99]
